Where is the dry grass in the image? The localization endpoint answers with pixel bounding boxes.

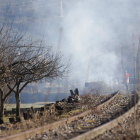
[86,120,96,123]
[77,125,95,129]
[60,114,70,118]
[67,109,83,115]
[5,102,52,110]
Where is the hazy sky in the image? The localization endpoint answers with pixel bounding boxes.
[3,0,140,87]
[27,0,140,86]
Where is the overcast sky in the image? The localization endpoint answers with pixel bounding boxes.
[4,0,140,87]
[27,0,140,86]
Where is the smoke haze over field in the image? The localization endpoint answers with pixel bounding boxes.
[1,0,140,87]
[31,0,140,85]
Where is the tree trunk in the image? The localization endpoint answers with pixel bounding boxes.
[0,99,4,120]
[15,93,20,117]
[0,90,4,120]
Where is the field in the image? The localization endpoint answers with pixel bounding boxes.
[5,102,55,110]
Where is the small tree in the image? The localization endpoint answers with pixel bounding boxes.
[0,17,70,119]
[0,21,26,119]
[7,43,69,117]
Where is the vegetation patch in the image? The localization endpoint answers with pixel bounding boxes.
[86,120,96,123]
[67,109,83,115]
[60,114,70,118]
[78,125,95,129]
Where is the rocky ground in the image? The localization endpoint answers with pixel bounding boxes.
[93,106,140,140]
[26,93,133,140]
[0,92,113,138]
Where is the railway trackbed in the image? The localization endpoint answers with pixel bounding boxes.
[28,91,138,140]
[39,92,135,140]
[1,90,137,140]
[70,92,139,140]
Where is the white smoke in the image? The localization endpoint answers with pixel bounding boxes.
[4,0,140,88]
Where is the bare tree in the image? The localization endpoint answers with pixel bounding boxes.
[7,45,69,117]
[0,16,70,119]
[0,21,27,119]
